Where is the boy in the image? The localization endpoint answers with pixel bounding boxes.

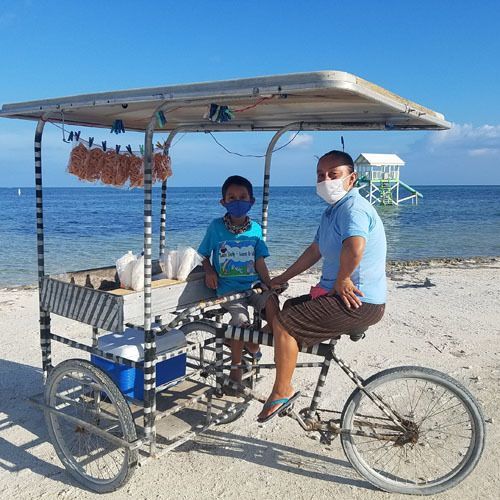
[198,175,278,385]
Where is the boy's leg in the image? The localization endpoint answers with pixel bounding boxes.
[248,291,280,336]
[221,300,251,383]
[261,293,280,334]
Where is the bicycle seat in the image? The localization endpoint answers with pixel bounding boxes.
[348,329,367,342]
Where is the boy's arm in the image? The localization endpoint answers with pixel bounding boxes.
[198,221,218,290]
[201,257,218,290]
[255,257,272,288]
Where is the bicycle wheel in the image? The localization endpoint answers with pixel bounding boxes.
[45,359,138,493]
[341,366,485,495]
[180,321,247,425]
[181,321,220,386]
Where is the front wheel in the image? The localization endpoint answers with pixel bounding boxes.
[341,366,485,495]
[45,359,138,493]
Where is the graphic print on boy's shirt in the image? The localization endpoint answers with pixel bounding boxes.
[218,240,256,277]
[198,218,270,296]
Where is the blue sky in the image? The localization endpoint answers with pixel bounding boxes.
[0,0,499,187]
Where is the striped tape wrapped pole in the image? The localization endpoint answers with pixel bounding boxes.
[159,128,184,258]
[261,122,301,241]
[35,118,52,382]
[159,181,167,257]
[308,350,334,414]
[143,121,156,454]
[214,319,225,397]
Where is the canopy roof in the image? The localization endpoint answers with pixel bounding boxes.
[355,153,405,167]
[0,71,450,133]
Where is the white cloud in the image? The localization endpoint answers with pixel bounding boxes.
[468,148,498,157]
[426,123,500,157]
[401,122,500,184]
[286,132,313,149]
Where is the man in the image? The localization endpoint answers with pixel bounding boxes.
[257,150,387,422]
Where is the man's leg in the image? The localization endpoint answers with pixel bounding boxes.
[258,316,299,420]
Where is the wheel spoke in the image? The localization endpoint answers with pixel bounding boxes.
[45,360,137,491]
[342,369,483,493]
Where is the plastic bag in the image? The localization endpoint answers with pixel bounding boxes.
[130,255,144,291]
[176,247,204,281]
[161,250,178,279]
[116,251,135,289]
[116,251,145,291]
[160,247,203,280]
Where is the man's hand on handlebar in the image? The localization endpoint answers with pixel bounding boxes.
[269,275,289,293]
[270,274,287,288]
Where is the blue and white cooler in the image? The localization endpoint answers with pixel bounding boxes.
[91,327,187,401]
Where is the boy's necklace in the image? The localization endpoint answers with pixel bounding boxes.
[223,213,251,234]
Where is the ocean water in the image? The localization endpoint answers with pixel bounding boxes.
[0,185,499,286]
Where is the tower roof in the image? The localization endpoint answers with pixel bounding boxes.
[355,153,405,166]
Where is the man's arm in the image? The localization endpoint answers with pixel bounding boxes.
[271,242,321,285]
[332,236,365,308]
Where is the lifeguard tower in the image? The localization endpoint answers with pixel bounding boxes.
[354,153,422,206]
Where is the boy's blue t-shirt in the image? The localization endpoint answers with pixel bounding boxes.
[198,218,270,296]
[314,189,387,304]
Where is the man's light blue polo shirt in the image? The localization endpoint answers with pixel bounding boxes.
[314,188,387,304]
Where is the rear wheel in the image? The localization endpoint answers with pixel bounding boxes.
[341,366,485,495]
[45,359,137,493]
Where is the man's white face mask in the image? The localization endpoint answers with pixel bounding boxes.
[316,175,352,205]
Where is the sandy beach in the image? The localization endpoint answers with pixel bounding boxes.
[0,258,499,499]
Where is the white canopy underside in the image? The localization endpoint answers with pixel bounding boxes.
[355,153,406,166]
[0,71,450,132]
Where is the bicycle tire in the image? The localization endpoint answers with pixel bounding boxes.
[45,359,138,493]
[180,321,247,425]
[340,366,485,495]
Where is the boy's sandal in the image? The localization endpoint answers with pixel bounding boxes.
[257,391,301,423]
[244,346,262,361]
[223,379,246,397]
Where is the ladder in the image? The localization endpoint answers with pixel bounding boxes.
[379,180,393,205]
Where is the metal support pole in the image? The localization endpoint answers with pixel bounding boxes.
[35,118,52,382]
[261,122,301,241]
[308,350,334,414]
[91,327,98,347]
[159,181,167,257]
[159,128,183,258]
[215,319,225,398]
[143,119,157,455]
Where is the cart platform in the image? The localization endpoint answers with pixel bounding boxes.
[40,264,215,332]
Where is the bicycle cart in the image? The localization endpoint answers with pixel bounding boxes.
[0,71,485,495]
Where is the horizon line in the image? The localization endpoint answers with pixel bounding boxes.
[1,184,500,189]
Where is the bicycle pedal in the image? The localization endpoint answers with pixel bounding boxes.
[278,405,294,417]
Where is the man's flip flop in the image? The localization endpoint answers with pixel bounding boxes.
[257,391,301,423]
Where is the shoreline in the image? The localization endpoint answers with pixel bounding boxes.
[1,255,499,291]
